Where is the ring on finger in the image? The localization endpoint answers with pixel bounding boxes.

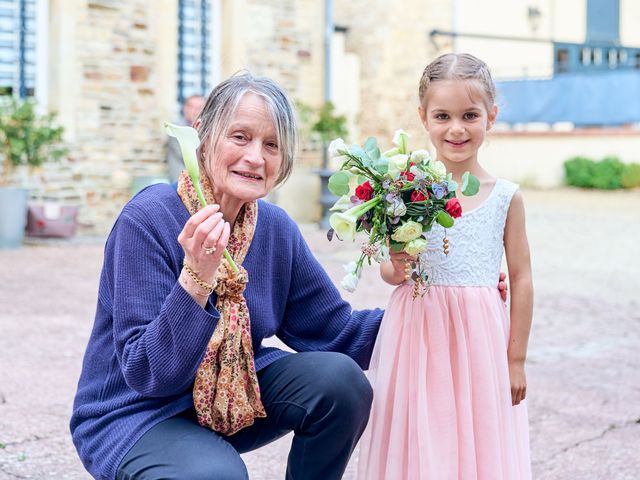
[204,245,217,255]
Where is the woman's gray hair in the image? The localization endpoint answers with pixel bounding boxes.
[197,71,297,187]
[419,53,496,110]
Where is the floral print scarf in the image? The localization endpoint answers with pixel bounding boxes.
[177,171,266,435]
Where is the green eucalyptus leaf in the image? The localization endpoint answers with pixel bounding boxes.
[373,155,388,174]
[328,171,351,196]
[364,137,378,152]
[461,171,480,196]
[350,145,372,166]
[436,210,455,228]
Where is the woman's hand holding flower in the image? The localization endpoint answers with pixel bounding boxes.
[178,204,231,306]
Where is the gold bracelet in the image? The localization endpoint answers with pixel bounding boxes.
[179,276,210,297]
[183,262,217,293]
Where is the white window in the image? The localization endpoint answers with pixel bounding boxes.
[0,0,39,98]
[177,0,218,104]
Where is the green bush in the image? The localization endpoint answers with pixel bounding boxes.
[564,156,639,190]
[563,157,595,188]
[591,157,625,190]
[622,163,640,188]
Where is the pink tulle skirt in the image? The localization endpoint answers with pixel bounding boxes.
[357,285,531,480]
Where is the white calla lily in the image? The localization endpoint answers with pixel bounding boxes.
[329,197,381,242]
[329,211,358,242]
[329,195,355,212]
[392,129,410,154]
[164,121,239,272]
[165,122,205,205]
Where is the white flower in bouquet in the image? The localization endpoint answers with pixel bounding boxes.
[330,197,381,242]
[341,273,360,292]
[404,237,428,255]
[328,138,349,158]
[387,153,410,179]
[428,160,447,179]
[392,129,410,154]
[410,149,431,165]
[385,197,407,217]
[329,195,354,213]
[330,212,358,242]
[340,261,361,292]
[391,220,423,243]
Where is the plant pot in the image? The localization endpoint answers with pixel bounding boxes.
[0,187,28,249]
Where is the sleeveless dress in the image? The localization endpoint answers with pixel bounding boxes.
[357,179,531,480]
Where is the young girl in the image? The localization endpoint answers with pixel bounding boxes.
[357,53,533,479]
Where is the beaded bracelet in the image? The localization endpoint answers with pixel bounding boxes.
[183,262,217,294]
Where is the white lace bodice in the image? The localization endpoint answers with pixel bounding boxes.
[418,178,519,287]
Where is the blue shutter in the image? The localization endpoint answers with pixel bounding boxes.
[587,0,619,45]
[177,0,211,104]
[0,0,36,97]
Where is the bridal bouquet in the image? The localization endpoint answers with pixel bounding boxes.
[327,130,479,296]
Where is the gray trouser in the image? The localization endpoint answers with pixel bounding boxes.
[116,351,373,480]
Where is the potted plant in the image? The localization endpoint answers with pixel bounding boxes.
[0,98,67,248]
[310,102,348,228]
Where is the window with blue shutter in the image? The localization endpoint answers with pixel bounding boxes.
[0,0,36,97]
[587,0,619,45]
[177,0,212,104]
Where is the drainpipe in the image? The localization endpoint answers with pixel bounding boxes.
[318,0,334,228]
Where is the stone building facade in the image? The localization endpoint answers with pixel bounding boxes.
[36,0,326,233]
[20,0,640,233]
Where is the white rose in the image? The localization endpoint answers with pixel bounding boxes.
[341,272,360,292]
[410,149,431,165]
[404,237,428,255]
[387,154,410,179]
[328,138,348,158]
[391,220,423,242]
[429,160,447,179]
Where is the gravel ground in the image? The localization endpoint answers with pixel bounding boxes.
[0,187,639,479]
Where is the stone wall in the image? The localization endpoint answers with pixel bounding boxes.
[37,0,328,232]
[44,0,176,234]
[334,0,453,150]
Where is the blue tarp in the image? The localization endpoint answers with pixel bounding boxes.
[495,70,640,126]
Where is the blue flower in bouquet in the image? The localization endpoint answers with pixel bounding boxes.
[431,181,449,200]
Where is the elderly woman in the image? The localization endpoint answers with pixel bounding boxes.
[70,72,383,480]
